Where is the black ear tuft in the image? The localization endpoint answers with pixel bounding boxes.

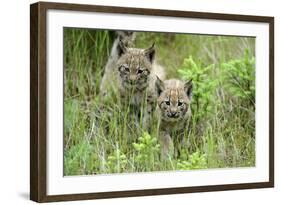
[144,43,155,63]
[155,76,164,96]
[184,79,193,100]
[117,40,127,57]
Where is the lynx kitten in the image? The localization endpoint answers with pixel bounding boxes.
[100,38,165,127]
[100,31,136,95]
[155,78,193,156]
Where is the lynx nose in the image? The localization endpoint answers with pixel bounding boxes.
[129,75,137,83]
[169,111,178,118]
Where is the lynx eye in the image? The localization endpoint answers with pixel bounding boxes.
[137,69,143,74]
[119,65,129,72]
[178,101,183,106]
[165,101,170,106]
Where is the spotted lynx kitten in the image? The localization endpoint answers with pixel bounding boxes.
[100,31,136,95]
[100,36,165,127]
[155,78,193,156]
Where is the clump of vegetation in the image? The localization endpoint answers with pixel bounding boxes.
[64,141,99,175]
[64,29,113,98]
[177,152,207,170]
[222,49,255,107]
[178,56,219,123]
[133,132,160,171]
[106,146,128,173]
[63,28,256,175]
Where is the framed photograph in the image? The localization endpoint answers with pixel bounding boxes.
[30,1,274,202]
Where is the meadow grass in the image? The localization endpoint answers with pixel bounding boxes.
[63,28,255,175]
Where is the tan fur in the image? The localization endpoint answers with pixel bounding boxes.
[100,37,166,128]
[100,31,136,94]
[156,78,193,157]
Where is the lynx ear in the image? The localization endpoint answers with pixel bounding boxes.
[117,40,127,57]
[184,79,193,100]
[156,76,164,96]
[144,43,155,63]
[116,31,134,38]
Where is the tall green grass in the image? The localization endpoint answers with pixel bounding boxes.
[63,28,255,175]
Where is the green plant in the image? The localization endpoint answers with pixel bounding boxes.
[106,146,128,173]
[133,132,160,171]
[222,49,255,107]
[64,141,99,175]
[64,29,113,98]
[178,56,219,122]
[177,151,207,170]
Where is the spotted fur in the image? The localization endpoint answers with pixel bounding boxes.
[100,31,136,94]
[155,78,193,156]
[100,36,165,128]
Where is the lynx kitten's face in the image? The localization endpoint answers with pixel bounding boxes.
[116,41,155,91]
[156,79,193,122]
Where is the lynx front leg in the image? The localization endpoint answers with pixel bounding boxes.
[141,111,151,131]
[159,131,174,159]
[142,94,156,131]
